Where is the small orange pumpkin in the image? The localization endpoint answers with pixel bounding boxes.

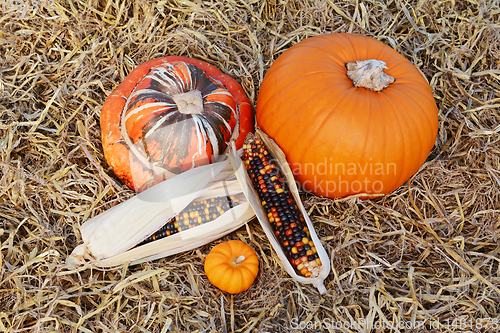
[101,56,254,192]
[256,33,439,199]
[204,240,259,294]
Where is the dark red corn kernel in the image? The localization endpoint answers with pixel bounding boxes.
[242,135,322,278]
[137,196,240,247]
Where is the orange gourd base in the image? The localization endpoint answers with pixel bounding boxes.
[101,56,254,192]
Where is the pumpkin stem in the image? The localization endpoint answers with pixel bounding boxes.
[232,255,246,266]
[172,90,204,114]
[345,60,395,92]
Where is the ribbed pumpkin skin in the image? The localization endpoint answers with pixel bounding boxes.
[204,240,259,294]
[101,56,253,192]
[256,33,439,198]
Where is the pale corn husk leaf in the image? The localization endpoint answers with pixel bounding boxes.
[229,129,331,294]
[112,201,254,267]
[67,158,255,268]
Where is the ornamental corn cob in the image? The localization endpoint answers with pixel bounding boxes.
[136,196,241,246]
[242,136,322,278]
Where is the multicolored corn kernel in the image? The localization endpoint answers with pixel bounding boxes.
[242,135,322,278]
[136,196,240,246]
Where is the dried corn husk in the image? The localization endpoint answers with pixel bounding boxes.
[229,129,331,294]
[67,158,255,268]
[68,133,330,294]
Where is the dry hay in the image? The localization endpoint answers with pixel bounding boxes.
[1,0,500,332]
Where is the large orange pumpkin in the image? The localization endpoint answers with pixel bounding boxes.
[256,33,439,198]
[101,56,253,192]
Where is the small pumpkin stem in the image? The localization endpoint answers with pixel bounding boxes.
[232,255,246,266]
[345,60,395,92]
[172,90,204,114]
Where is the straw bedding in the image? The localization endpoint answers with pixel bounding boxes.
[1,0,499,332]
